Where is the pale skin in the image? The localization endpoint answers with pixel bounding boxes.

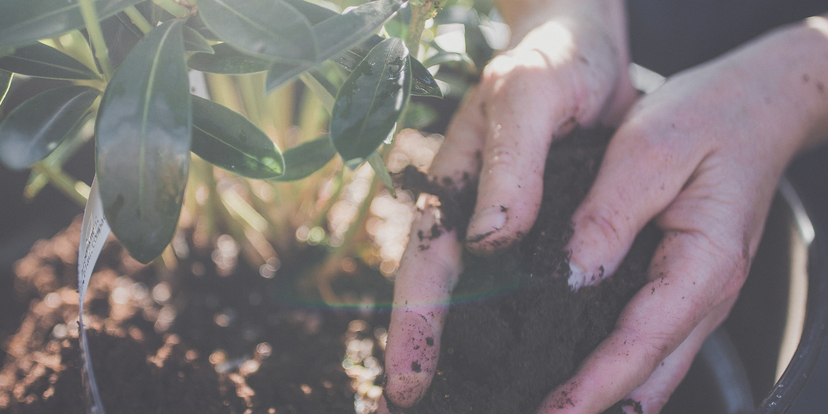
[380,0,828,413]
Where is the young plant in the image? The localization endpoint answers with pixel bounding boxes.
[0,0,499,410]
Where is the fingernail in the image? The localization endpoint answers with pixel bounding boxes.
[385,311,439,407]
[466,205,507,242]
[568,262,609,290]
[567,262,589,290]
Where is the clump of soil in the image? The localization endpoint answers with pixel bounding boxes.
[402,128,662,414]
[0,219,392,414]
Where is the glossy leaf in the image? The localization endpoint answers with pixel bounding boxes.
[284,0,337,24]
[183,26,214,54]
[95,20,191,264]
[265,60,312,92]
[0,0,143,49]
[422,50,470,68]
[0,71,11,106]
[0,42,100,80]
[313,0,404,63]
[197,0,317,62]
[191,95,284,179]
[332,35,436,98]
[188,43,272,74]
[368,152,395,197]
[409,57,442,98]
[272,135,336,181]
[333,35,382,73]
[264,0,404,93]
[104,12,143,69]
[185,13,220,41]
[0,85,99,170]
[330,38,411,169]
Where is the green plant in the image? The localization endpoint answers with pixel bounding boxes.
[0,0,505,410]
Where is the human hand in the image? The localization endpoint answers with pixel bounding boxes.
[381,0,637,409]
[539,17,828,414]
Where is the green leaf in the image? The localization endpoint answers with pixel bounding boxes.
[272,135,336,181]
[422,50,470,68]
[263,0,404,93]
[188,43,272,74]
[367,152,395,197]
[0,42,100,80]
[409,57,442,98]
[332,35,383,73]
[283,0,337,24]
[185,13,220,41]
[0,85,99,170]
[0,0,144,49]
[182,25,214,54]
[313,0,404,63]
[0,71,11,106]
[191,95,284,179]
[197,0,317,62]
[95,20,191,264]
[331,36,437,99]
[265,60,312,92]
[330,38,411,169]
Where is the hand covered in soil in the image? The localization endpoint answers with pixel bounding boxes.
[382,0,637,409]
[540,16,828,414]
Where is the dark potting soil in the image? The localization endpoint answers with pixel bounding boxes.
[0,219,392,414]
[399,127,662,414]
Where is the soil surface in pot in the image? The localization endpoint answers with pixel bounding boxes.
[0,219,393,414]
[397,127,661,414]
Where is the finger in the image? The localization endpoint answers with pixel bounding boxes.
[428,86,486,186]
[538,228,749,414]
[565,119,706,288]
[466,51,578,254]
[384,204,463,407]
[623,298,735,413]
[383,90,486,408]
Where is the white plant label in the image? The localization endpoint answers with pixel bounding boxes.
[77,175,110,414]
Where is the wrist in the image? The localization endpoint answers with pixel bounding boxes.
[495,0,627,49]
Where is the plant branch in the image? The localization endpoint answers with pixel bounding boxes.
[152,0,190,19]
[124,6,154,34]
[31,164,89,207]
[405,0,447,58]
[78,0,114,79]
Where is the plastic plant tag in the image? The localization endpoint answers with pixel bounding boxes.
[77,175,110,414]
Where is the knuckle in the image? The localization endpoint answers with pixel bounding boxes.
[575,202,632,252]
[482,143,519,171]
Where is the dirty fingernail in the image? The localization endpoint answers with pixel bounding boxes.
[385,311,439,407]
[466,205,507,243]
[567,262,589,290]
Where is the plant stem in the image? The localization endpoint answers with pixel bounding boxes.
[31,164,89,207]
[78,0,114,80]
[124,6,154,34]
[152,0,190,19]
[66,30,101,76]
[405,0,447,58]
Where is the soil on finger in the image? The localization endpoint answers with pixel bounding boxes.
[403,127,662,414]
